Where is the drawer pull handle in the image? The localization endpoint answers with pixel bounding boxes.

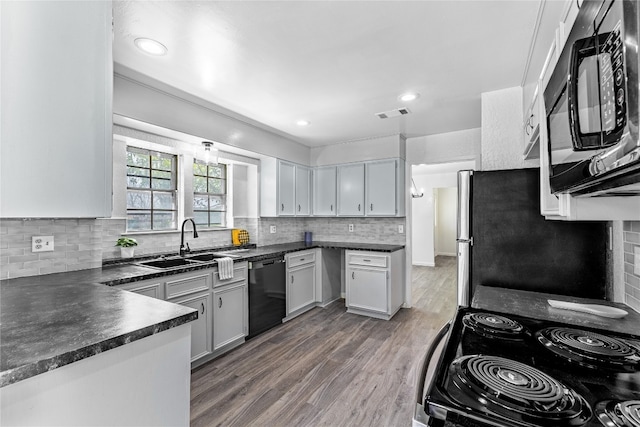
[363,259,371,262]
[352,272,355,280]
[330,204,333,211]
[358,203,361,211]
[370,203,373,211]
[291,275,294,284]
[298,204,301,212]
[300,258,305,261]
[281,203,284,211]
[218,298,222,308]
[201,302,205,314]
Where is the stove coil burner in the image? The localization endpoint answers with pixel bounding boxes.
[595,400,640,427]
[462,313,526,340]
[451,355,592,426]
[536,327,640,371]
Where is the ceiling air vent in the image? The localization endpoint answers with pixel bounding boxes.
[375,107,411,119]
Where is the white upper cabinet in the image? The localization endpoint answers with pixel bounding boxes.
[0,1,113,218]
[366,160,398,216]
[295,166,311,216]
[337,163,365,216]
[313,166,337,216]
[260,158,311,217]
[278,161,296,216]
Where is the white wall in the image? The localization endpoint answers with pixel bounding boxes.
[113,67,310,166]
[481,86,538,171]
[406,128,481,165]
[435,187,457,256]
[310,134,405,166]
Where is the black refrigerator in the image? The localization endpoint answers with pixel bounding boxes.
[456,168,607,307]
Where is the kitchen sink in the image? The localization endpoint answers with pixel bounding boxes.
[137,257,203,270]
[185,253,235,262]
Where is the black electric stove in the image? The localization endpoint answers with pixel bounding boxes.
[423,308,640,427]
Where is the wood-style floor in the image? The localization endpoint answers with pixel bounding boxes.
[190,256,457,427]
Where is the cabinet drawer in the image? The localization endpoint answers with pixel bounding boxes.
[347,253,387,268]
[165,273,211,300]
[287,251,316,268]
[213,262,248,288]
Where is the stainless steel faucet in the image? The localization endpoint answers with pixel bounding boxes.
[179,218,199,256]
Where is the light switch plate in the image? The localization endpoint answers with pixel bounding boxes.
[32,235,54,252]
[270,225,276,234]
[398,225,404,234]
[634,246,640,276]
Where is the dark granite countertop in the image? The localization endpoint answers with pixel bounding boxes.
[99,240,405,286]
[472,285,640,336]
[0,276,197,387]
[0,240,403,387]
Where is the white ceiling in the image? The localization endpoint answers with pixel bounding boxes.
[113,1,542,148]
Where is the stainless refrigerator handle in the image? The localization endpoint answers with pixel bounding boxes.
[414,322,452,426]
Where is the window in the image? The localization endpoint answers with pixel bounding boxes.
[193,160,227,227]
[126,147,177,231]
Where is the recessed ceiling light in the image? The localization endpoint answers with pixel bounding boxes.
[399,93,420,102]
[296,120,310,126]
[134,38,168,56]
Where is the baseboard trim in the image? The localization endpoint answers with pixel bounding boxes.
[413,261,435,267]
[435,252,456,257]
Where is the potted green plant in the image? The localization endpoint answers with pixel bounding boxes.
[115,237,138,258]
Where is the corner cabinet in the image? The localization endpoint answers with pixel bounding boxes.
[114,262,249,368]
[260,158,311,217]
[345,250,405,320]
[0,1,113,218]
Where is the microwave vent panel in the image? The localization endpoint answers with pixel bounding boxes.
[375,107,411,119]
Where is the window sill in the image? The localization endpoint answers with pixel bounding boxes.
[123,227,233,236]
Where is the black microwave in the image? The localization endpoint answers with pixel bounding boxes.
[544,0,640,196]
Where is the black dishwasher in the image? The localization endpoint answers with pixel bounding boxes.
[247,255,286,339]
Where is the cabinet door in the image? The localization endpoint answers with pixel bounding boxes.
[347,267,388,314]
[337,163,365,216]
[365,160,397,216]
[295,166,311,216]
[174,292,212,362]
[213,283,247,350]
[278,161,296,216]
[287,264,316,314]
[313,166,337,216]
[1,1,112,218]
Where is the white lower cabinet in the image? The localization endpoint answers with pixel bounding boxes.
[285,250,317,319]
[213,282,247,351]
[345,249,405,320]
[115,262,248,368]
[347,267,388,314]
[174,292,213,362]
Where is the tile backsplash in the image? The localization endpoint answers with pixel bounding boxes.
[623,221,640,312]
[1,216,406,279]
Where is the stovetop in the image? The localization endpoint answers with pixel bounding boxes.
[425,308,640,427]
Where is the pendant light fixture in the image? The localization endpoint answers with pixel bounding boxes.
[201,141,219,165]
[411,178,424,198]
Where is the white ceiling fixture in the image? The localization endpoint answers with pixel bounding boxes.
[133,37,168,56]
[399,93,420,102]
[201,141,219,165]
[296,120,310,127]
[113,1,550,147]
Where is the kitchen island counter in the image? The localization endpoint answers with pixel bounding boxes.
[472,285,640,336]
[0,275,197,388]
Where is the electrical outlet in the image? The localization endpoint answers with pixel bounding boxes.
[634,246,640,276]
[32,235,54,253]
[399,225,404,234]
[270,225,277,234]
[348,224,354,232]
